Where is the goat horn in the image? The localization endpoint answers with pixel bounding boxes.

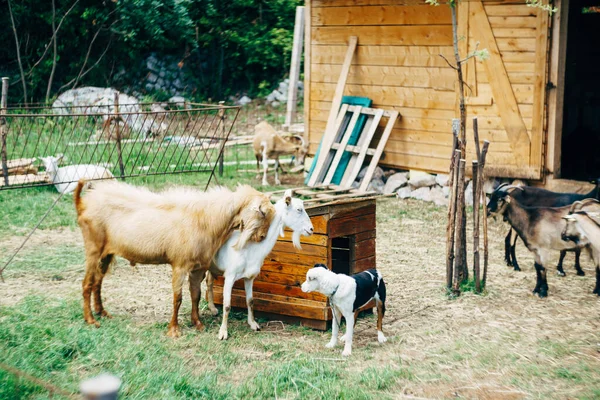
[568,198,600,214]
[503,185,524,194]
[292,135,306,148]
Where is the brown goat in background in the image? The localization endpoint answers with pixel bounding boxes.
[74,180,275,337]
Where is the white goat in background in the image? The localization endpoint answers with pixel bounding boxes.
[253,121,307,186]
[39,155,115,194]
[206,189,314,340]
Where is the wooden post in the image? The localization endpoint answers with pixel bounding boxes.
[218,101,225,177]
[446,149,460,290]
[472,160,480,293]
[114,92,125,180]
[454,158,466,294]
[285,6,305,129]
[1,78,9,187]
[307,36,357,186]
[479,140,490,286]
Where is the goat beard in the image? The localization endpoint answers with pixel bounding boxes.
[292,230,302,250]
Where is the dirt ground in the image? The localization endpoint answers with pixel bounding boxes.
[2,197,600,398]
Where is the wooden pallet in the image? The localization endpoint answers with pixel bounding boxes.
[307,104,399,192]
[268,184,393,207]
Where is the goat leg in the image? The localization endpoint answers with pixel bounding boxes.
[189,268,206,332]
[206,272,219,316]
[82,260,100,328]
[533,262,549,298]
[504,229,512,266]
[574,249,585,276]
[167,267,187,338]
[274,159,281,185]
[556,251,567,277]
[93,255,113,318]
[218,276,235,340]
[510,234,521,271]
[244,278,260,331]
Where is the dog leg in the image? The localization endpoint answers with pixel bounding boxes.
[218,276,235,340]
[326,307,342,349]
[244,278,260,331]
[189,268,206,332]
[376,299,387,343]
[167,267,187,338]
[206,272,219,316]
[340,311,359,343]
[341,311,355,357]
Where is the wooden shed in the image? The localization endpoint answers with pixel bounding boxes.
[304,0,600,186]
[211,198,376,330]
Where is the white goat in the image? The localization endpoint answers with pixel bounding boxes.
[40,155,114,194]
[253,121,307,186]
[206,189,314,340]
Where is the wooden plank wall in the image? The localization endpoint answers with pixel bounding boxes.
[306,0,549,179]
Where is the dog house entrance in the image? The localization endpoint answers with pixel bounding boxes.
[332,236,352,275]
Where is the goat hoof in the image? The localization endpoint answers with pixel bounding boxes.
[339,334,347,343]
[325,342,336,349]
[85,318,100,328]
[166,326,182,338]
[192,321,205,332]
[577,270,585,277]
[593,287,599,295]
[557,270,566,277]
[97,310,112,319]
[218,328,228,340]
[341,348,352,357]
[209,307,219,316]
[249,321,260,331]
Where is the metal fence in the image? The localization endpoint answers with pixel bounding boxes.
[0,95,241,190]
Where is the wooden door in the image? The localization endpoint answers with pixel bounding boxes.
[459,0,550,179]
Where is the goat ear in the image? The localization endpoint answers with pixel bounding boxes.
[284,189,293,206]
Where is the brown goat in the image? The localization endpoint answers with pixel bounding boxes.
[253,121,307,186]
[74,180,275,337]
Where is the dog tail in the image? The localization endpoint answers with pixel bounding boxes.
[377,277,386,316]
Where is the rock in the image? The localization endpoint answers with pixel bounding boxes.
[465,180,474,206]
[396,186,412,199]
[237,95,252,106]
[358,166,385,182]
[271,101,281,108]
[147,72,158,83]
[430,186,448,207]
[409,170,436,188]
[442,186,451,198]
[383,173,408,194]
[150,103,166,113]
[483,177,500,194]
[367,178,385,194]
[435,173,450,187]
[411,186,432,201]
[512,179,527,187]
[266,90,280,103]
[168,96,186,106]
[383,169,397,179]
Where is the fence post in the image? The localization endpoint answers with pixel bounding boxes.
[1,78,9,187]
[217,101,225,177]
[114,92,125,180]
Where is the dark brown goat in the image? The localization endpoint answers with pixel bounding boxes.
[488,180,600,275]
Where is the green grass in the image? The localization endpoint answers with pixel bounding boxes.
[0,297,403,399]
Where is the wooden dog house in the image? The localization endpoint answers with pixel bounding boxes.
[211,197,376,330]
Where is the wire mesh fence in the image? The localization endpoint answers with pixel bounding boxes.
[0,98,241,190]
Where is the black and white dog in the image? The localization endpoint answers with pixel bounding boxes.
[301,264,387,357]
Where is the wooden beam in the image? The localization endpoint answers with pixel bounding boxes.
[546,0,568,178]
[330,143,376,156]
[304,0,312,154]
[308,36,357,186]
[470,0,530,162]
[285,6,305,129]
[342,109,384,188]
[529,7,550,180]
[323,106,362,185]
[358,111,399,192]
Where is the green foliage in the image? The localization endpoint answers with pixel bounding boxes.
[0,0,300,103]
